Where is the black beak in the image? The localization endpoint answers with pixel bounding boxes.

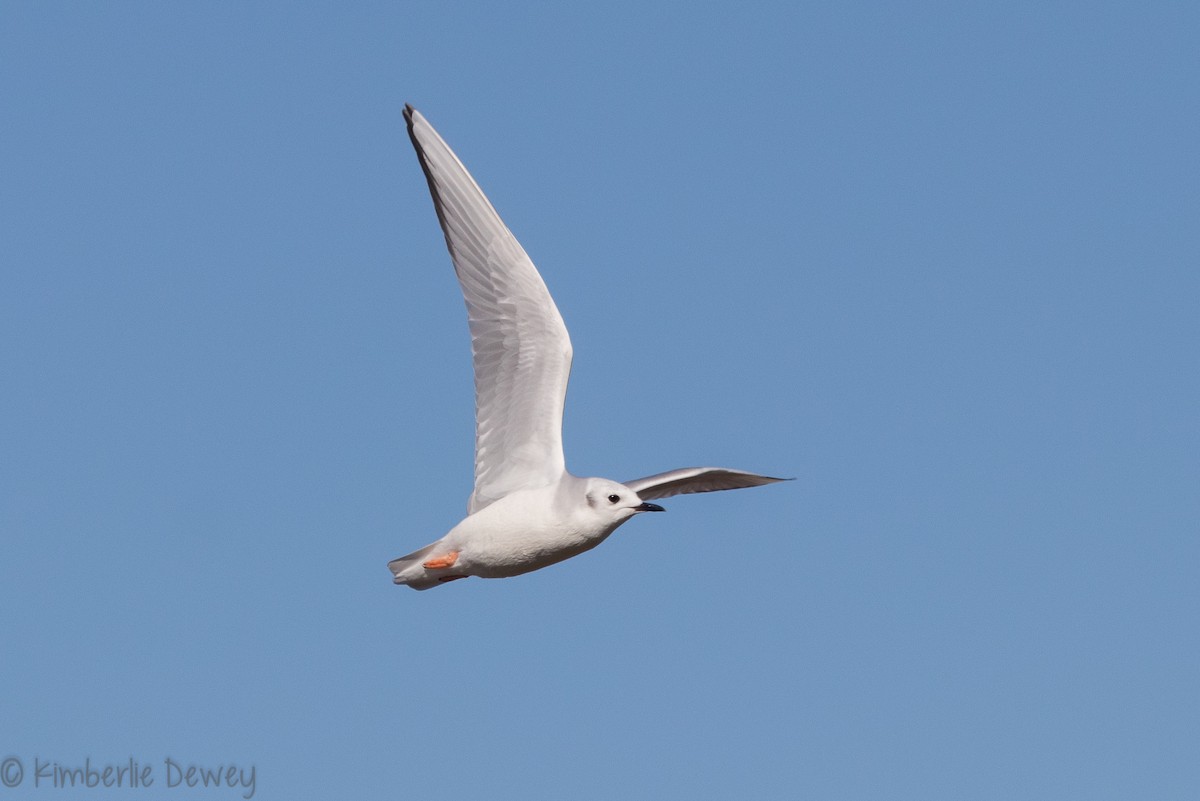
[634,502,665,512]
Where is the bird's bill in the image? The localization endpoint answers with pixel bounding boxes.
[634,502,666,512]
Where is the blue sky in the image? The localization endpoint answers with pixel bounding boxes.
[2,2,1197,799]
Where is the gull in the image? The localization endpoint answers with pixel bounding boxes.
[390,105,787,590]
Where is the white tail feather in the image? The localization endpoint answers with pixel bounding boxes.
[387,542,444,591]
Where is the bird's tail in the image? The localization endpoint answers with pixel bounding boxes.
[387,542,443,591]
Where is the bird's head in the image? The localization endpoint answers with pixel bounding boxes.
[582,478,665,525]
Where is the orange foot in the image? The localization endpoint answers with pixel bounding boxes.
[422,550,460,570]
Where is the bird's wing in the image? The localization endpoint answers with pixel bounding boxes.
[405,105,572,514]
[623,467,790,500]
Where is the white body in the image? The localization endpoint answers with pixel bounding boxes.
[391,106,786,590]
[390,479,634,590]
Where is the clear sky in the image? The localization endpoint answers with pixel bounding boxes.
[2,2,1197,799]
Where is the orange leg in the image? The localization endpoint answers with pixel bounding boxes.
[422,550,460,570]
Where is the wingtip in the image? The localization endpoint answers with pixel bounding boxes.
[753,475,794,487]
[403,104,421,148]
[735,471,793,485]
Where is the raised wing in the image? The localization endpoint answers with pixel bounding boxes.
[624,467,790,500]
[405,105,572,514]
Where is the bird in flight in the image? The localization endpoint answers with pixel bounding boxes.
[390,105,787,590]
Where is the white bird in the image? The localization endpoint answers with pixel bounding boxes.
[390,105,787,590]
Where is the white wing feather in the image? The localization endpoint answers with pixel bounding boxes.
[405,106,572,514]
[624,467,790,500]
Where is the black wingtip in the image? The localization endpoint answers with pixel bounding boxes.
[403,104,421,152]
[752,476,794,487]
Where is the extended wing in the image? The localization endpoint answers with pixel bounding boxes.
[624,467,790,500]
[405,106,572,514]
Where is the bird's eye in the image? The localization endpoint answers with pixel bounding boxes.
[607,494,620,504]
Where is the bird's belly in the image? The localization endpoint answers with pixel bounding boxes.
[462,527,613,578]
